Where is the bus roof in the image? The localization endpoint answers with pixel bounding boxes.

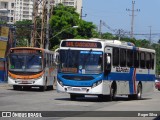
[60,39,155,53]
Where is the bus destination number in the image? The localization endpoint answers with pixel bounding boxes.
[61,41,102,48]
[13,50,37,54]
[116,67,130,73]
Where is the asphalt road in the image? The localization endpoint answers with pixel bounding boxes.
[0,84,160,120]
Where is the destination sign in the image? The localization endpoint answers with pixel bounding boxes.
[61,41,102,48]
[11,49,40,54]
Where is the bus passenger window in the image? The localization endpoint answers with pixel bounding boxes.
[134,51,139,68]
[127,50,133,67]
[146,53,151,69]
[151,53,155,69]
[120,49,126,67]
[113,48,119,66]
[140,52,145,69]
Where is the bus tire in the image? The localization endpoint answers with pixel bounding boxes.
[47,85,53,90]
[136,84,142,100]
[40,86,45,91]
[107,88,115,101]
[13,85,18,90]
[13,85,22,90]
[40,79,48,91]
[98,95,107,101]
[23,86,30,91]
[108,83,117,101]
[128,84,142,100]
[70,94,77,100]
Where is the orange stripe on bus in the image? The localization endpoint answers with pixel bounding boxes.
[8,71,44,80]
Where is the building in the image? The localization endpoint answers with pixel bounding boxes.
[54,0,82,14]
[0,0,82,23]
[0,0,15,24]
[14,0,33,22]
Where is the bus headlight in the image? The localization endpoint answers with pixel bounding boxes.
[92,83,97,88]
[57,79,63,87]
[92,80,102,88]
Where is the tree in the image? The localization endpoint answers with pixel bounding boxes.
[49,4,97,50]
[101,32,116,39]
[15,20,32,47]
[0,21,7,24]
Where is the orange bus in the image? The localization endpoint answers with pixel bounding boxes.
[8,47,57,91]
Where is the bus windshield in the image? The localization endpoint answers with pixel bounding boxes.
[59,50,103,74]
[9,53,42,73]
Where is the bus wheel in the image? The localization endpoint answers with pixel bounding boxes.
[13,85,22,90]
[40,86,46,91]
[108,85,116,101]
[136,84,142,100]
[47,85,53,90]
[98,95,107,101]
[40,79,48,91]
[13,85,18,90]
[70,94,77,100]
[128,84,142,100]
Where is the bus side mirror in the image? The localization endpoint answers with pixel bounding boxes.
[107,56,111,65]
[105,53,111,74]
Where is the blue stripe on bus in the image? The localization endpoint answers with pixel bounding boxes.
[58,73,103,87]
[107,68,155,94]
[107,72,155,81]
[80,51,102,54]
[58,70,155,89]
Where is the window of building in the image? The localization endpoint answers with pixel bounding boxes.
[5,3,7,8]
[11,3,14,8]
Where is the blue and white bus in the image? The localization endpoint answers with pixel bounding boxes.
[56,39,156,101]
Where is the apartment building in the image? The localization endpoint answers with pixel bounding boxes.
[54,0,82,14]
[0,0,82,23]
[0,0,15,24]
[14,0,33,22]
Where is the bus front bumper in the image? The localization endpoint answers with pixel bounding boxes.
[8,76,44,86]
[56,81,104,95]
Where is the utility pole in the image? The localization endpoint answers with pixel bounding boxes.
[126,0,140,38]
[31,0,47,48]
[80,7,87,19]
[99,20,102,38]
[149,26,152,43]
[45,0,50,49]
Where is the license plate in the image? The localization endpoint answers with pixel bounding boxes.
[21,81,28,84]
[72,88,81,91]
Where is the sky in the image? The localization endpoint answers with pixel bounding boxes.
[82,0,160,43]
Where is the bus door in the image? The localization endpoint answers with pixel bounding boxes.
[104,47,112,74]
